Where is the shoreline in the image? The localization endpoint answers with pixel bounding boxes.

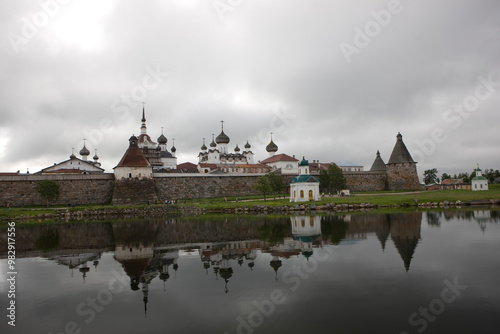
[2,198,499,223]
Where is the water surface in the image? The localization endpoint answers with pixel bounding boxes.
[1,210,499,334]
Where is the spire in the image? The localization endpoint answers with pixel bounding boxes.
[387,132,415,164]
[210,134,217,148]
[141,104,147,135]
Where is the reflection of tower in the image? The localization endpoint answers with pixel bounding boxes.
[246,249,257,271]
[220,256,233,294]
[375,215,391,252]
[390,212,422,271]
[270,256,282,282]
[112,220,159,315]
[79,263,90,283]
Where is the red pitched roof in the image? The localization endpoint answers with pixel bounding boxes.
[260,154,299,164]
[177,162,197,170]
[114,146,150,168]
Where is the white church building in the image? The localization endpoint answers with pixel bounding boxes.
[472,165,489,191]
[289,157,321,202]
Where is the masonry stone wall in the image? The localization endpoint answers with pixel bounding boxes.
[154,174,263,200]
[386,163,420,191]
[0,174,114,207]
[344,171,387,192]
[0,168,411,207]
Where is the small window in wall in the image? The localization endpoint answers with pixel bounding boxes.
[475,184,477,189]
[128,173,132,178]
[300,190,304,198]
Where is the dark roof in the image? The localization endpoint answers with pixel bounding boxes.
[387,133,415,164]
[370,150,387,171]
[157,134,167,144]
[160,151,173,158]
[114,143,150,168]
[79,144,90,156]
[291,175,319,183]
[299,157,309,166]
[266,140,278,153]
[216,130,230,144]
[260,153,298,164]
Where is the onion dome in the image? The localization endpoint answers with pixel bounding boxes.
[93,149,99,161]
[244,141,251,149]
[157,134,167,145]
[201,138,207,151]
[215,121,230,144]
[299,156,309,166]
[216,131,230,144]
[70,148,76,159]
[234,145,240,152]
[171,145,176,153]
[79,143,90,157]
[266,139,278,153]
[210,134,217,148]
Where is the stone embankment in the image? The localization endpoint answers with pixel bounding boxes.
[417,199,500,208]
[7,199,500,222]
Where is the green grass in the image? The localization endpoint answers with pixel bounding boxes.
[2,184,498,221]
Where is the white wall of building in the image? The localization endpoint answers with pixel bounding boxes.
[114,166,153,180]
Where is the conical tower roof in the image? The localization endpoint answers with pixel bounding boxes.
[387,133,415,164]
[370,150,387,171]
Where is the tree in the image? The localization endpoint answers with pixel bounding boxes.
[255,175,272,201]
[35,180,60,206]
[441,173,451,181]
[319,170,330,193]
[266,173,286,199]
[328,164,346,194]
[423,168,439,185]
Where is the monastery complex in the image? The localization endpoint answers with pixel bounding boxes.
[0,108,422,206]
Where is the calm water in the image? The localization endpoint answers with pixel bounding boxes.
[1,210,500,334]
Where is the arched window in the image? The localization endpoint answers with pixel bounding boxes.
[294,191,296,198]
[300,190,304,198]
[309,190,313,200]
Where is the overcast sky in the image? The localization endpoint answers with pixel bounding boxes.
[1,0,499,178]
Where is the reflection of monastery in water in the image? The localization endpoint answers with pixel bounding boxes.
[7,211,500,312]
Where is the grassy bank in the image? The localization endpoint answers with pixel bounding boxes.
[1,184,499,221]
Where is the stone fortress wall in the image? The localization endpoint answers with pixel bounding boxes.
[0,170,412,206]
